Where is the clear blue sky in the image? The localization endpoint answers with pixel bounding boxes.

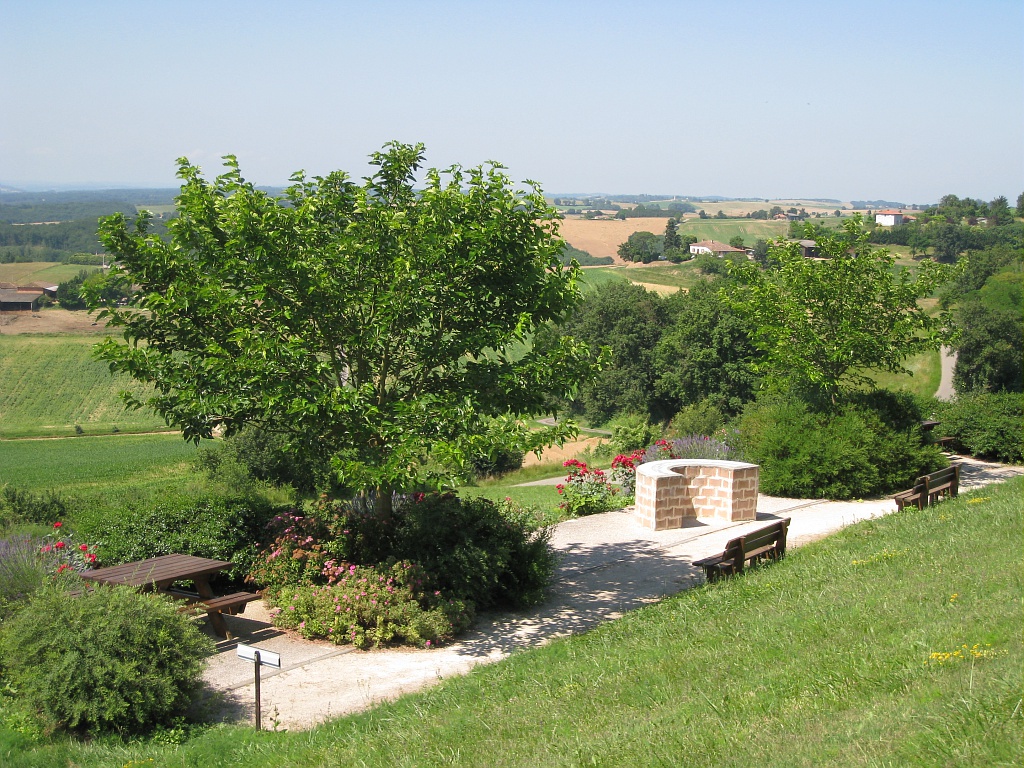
[2,0,1021,202]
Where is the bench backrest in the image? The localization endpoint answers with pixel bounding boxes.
[926,465,959,485]
[721,518,791,573]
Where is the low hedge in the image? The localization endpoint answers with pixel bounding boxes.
[928,392,1023,463]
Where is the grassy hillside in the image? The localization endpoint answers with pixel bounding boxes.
[7,477,1020,766]
[677,218,787,243]
[0,262,100,285]
[0,335,169,437]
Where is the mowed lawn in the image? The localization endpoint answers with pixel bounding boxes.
[0,334,169,437]
[7,477,1021,767]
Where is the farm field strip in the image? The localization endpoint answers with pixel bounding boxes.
[0,262,101,285]
[0,334,168,437]
[0,432,198,492]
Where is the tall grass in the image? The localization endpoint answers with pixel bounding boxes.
[6,477,1019,767]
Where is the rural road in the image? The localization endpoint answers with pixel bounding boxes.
[935,346,957,401]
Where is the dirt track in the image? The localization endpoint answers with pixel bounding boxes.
[0,309,109,335]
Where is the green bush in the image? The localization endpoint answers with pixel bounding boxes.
[391,494,556,611]
[931,392,1023,463]
[736,393,946,499]
[249,493,556,616]
[609,413,659,453]
[0,486,73,530]
[194,425,329,494]
[665,399,725,438]
[269,561,473,649]
[74,492,281,582]
[0,583,213,735]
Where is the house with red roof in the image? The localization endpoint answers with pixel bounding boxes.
[875,209,905,226]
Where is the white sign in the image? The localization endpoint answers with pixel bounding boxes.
[236,644,281,668]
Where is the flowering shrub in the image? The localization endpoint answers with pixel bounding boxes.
[39,521,100,575]
[0,523,99,622]
[557,459,622,517]
[643,435,733,463]
[268,561,473,649]
[603,437,733,495]
[610,450,645,495]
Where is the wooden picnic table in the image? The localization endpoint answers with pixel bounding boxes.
[81,554,244,638]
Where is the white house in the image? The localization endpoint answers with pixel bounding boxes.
[689,240,743,257]
[875,209,905,227]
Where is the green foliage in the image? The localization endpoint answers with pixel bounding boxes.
[953,301,1023,394]
[608,412,658,453]
[195,425,328,495]
[55,269,90,309]
[931,392,1023,463]
[559,243,612,266]
[654,279,762,416]
[736,392,946,499]
[93,143,594,506]
[728,217,957,401]
[390,494,556,611]
[0,583,213,735]
[269,561,473,649]
[0,486,72,529]
[664,398,725,438]
[250,493,555,615]
[74,492,280,581]
[663,218,681,251]
[556,460,624,517]
[617,230,661,263]
[553,281,668,425]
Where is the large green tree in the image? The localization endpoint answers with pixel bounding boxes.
[92,143,594,507]
[727,217,957,403]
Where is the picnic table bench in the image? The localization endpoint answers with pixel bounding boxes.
[894,465,960,511]
[693,518,791,583]
[80,554,259,638]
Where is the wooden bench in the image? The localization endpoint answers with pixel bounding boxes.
[693,518,791,583]
[894,465,960,510]
[165,588,260,618]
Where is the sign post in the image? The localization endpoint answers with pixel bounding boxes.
[236,644,281,730]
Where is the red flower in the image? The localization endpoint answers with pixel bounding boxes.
[87,553,97,563]
[54,541,66,550]
[40,545,52,553]
[53,522,63,529]
[79,544,89,552]
[57,564,70,573]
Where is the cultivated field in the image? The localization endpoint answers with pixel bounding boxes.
[0,262,100,286]
[0,334,169,437]
[0,432,196,493]
[0,308,111,335]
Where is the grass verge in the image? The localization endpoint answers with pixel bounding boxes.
[4,477,1020,766]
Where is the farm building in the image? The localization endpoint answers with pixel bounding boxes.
[875,209,905,226]
[0,289,43,311]
[689,240,744,257]
[793,239,818,258]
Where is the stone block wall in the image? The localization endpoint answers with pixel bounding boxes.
[633,460,759,530]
